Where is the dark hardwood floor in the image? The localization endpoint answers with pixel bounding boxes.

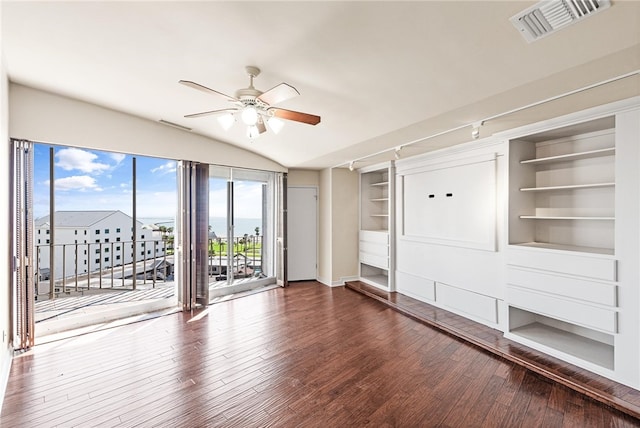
[2,281,639,427]
[346,280,640,420]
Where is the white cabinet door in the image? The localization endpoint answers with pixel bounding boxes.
[287,187,317,281]
[401,155,496,251]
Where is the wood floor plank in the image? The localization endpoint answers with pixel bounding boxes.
[1,281,639,427]
[347,280,640,420]
[481,401,510,427]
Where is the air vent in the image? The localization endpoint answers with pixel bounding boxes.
[510,0,611,43]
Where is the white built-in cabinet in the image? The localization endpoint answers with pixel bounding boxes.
[508,118,616,254]
[358,162,394,290]
[389,97,640,389]
[395,144,504,327]
[504,103,640,387]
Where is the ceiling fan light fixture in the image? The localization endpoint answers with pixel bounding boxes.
[181,66,321,140]
[217,113,235,130]
[247,125,260,139]
[267,117,285,134]
[241,106,259,126]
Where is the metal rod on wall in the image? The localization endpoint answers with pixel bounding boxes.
[132,156,137,289]
[49,147,55,300]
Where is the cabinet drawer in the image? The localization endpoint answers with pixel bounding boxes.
[359,241,388,257]
[360,252,388,269]
[507,267,617,307]
[508,287,617,334]
[507,248,616,281]
[436,282,498,324]
[396,271,435,301]
[359,230,389,244]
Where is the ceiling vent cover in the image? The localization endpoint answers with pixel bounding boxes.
[510,0,611,43]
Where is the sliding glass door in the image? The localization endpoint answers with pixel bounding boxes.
[208,166,278,300]
[12,140,179,344]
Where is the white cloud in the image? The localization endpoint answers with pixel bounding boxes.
[136,192,177,218]
[55,148,110,174]
[208,182,263,218]
[110,153,126,164]
[151,161,177,175]
[54,175,102,191]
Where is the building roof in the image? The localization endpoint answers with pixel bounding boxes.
[34,210,141,228]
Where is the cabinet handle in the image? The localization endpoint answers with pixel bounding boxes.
[428,194,435,198]
[446,193,453,197]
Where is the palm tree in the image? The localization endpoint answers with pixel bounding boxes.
[158,225,167,240]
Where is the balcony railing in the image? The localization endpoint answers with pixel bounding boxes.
[35,239,171,300]
[207,235,264,282]
[34,235,264,299]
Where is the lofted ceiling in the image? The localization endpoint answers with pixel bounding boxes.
[2,1,639,170]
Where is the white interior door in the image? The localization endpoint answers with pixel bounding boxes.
[287,187,317,281]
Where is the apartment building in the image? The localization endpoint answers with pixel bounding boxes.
[34,210,164,282]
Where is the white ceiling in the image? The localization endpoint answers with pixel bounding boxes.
[2,1,639,169]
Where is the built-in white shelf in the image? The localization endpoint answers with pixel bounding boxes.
[360,162,395,291]
[360,274,389,288]
[510,322,614,370]
[520,147,615,165]
[510,242,614,255]
[520,183,615,192]
[509,124,615,254]
[520,216,615,220]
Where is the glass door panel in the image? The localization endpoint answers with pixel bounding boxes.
[208,166,276,301]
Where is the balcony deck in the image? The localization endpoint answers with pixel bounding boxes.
[34,276,275,342]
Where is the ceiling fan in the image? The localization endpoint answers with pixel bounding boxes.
[179,66,321,138]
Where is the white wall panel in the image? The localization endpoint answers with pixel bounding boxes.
[436,282,498,324]
[401,155,496,251]
[396,271,435,302]
[396,239,504,299]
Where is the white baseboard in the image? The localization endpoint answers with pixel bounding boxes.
[340,275,359,283]
[316,276,333,287]
[316,275,359,287]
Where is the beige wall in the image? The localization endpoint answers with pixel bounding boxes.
[331,168,359,284]
[317,168,332,285]
[9,84,287,173]
[317,167,359,286]
[288,169,319,187]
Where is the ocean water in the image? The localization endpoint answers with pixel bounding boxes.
[139,217,263,237]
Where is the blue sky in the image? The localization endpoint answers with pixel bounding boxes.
[33,145,177,220]
[33,145,263,220]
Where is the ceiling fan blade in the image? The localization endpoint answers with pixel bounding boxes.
[179,80,237,102]
[257,118,267,134]
[257,83,300,106]
[184,108,237,119]
[270,108,321,125]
